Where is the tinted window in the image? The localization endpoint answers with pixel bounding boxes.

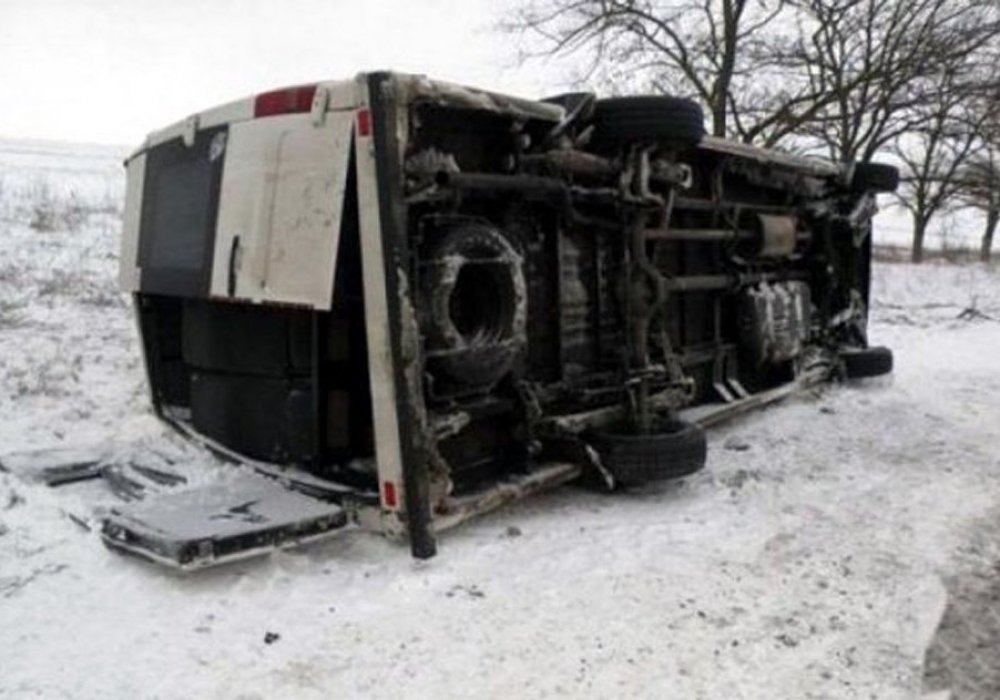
[138,126,226,297]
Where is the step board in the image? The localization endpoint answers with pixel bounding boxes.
[100,474,349,571]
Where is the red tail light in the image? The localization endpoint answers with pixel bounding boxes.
[382,481,398,508]
[253,84,317,118]
[356,108,372,136]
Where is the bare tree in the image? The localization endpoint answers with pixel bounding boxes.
[502,0,791,139]
[958,157,1000,263]
[954,96,1000,262]
[892,67,989,263]
[506,0,1000,157]
[776,0,1000,163]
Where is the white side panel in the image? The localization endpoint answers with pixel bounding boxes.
[264,113,353,304]
[317,79,359,112]
[353,80,406,515]
[209,119,275,301]
[210,111,354,309]
[118,153,146,292]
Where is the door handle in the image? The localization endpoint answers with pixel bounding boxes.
[227,235,241,297]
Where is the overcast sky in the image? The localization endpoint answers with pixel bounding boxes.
[0,0,571,145]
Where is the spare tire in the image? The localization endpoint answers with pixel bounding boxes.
[588,418,707,486]
[421,222,526,389]
[850,162,900,194]
[591,95,706,149]
[840,345,894,379]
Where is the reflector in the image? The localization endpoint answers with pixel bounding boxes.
[383,481,397,508]
[254,85,318,118]
[357,108,372,136]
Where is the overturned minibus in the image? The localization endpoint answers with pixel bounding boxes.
[110,72,896,568]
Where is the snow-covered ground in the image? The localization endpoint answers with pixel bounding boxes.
[2,140,1000,699]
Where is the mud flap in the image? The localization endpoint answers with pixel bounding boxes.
[100,475,349,571]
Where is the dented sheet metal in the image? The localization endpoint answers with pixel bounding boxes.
[431,462,582,534]
[401,74,565,122]
[700,135,843,179]
[209,111,355,310]
[101,475,349,570]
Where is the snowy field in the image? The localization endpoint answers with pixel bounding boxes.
[2,140,1000,699]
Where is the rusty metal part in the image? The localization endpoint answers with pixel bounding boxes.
[699,135,844,180]
[740,281,813,366]
[520,149,618,178]
[680,363,832,429]
[539,385,691,435]
[673,195,805,215]
[756,214,799,258]
[434,171,621,224]
[650,159,694,188]
[620,145,687,433]
[435,171,566,197]
[619,145,666,208]
[646,227,755,242]
[405,148,460,178]
[667,271,808,293]
[430,411,472,440]
[627,214,671,370]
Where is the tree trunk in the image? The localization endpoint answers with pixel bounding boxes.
[912,218,928,264]
[712,103,727,137]
[713,0,739,138]
[981,208,999,263]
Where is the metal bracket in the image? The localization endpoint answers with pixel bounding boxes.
[727,376,751,401]
[848,193,878,247]
[311,86,330,126]
[182,115,198,147]
[712,350,750,403]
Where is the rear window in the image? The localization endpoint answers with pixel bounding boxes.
[138,126,226,297]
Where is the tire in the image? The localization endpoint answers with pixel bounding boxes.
[588,419,707,486]
[591,95,706,149]
[851,162,900,194]
[421,222,526,388]
[840,345,893,379]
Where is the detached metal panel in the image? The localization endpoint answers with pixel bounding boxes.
[210,111,355,309]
